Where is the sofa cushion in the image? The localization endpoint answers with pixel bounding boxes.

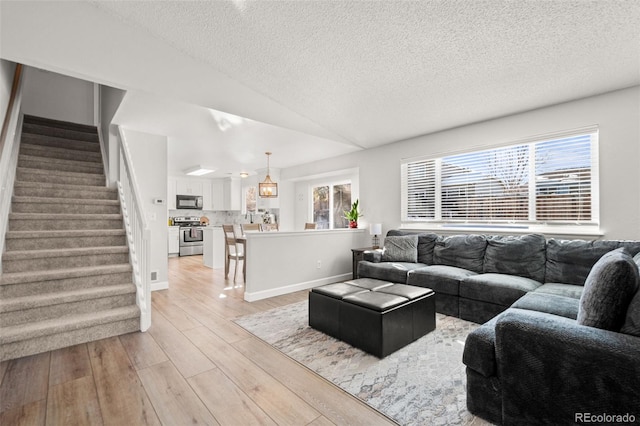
[381,235,418,262]
[621,253,640,336]
[483,234,546,282]
[433,234,487,273]
[387,230,438,264]
[533,283,584,299]
[577,248,640,331]
[462,313,502,377]
[406,265,477,296]
[511,292,580,320]
[357,260,426,284]
[460,274,542,307]
[545,238,640,285]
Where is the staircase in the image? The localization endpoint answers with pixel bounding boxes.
[0,115,140,362]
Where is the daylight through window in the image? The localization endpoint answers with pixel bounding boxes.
[313,183,352,229]
[401,128,599,227]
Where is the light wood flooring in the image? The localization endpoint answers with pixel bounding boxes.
[0,255,396,426]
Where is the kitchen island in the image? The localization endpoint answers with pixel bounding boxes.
[243,228,368,301]
[202,226,225,269]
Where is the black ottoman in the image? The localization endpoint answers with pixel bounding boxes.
[342,285,436,358]
[309,282,367,339]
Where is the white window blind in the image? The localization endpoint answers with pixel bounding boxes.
[401,128,598,226]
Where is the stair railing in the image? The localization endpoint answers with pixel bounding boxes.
[116,126,151,331]
[0,64,24,270]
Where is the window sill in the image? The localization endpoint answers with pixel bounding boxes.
[399,223,604,238]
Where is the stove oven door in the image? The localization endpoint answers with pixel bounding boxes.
[179,227,204,256]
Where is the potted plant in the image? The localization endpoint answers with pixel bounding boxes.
[344,199,362,228]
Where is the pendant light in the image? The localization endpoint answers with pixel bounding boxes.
[259,152,278,198]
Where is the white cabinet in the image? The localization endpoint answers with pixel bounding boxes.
[211,180,224,211]
[224,177,241,211]
[202,179,212,210]
[176,178,203,196]
[167,177,177,209]
[168,226,180,255]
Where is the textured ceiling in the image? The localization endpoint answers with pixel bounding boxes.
[2,1,639,168]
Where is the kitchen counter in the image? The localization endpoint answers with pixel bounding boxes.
[202,226,225,269]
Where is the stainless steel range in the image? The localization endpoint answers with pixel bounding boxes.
[174,216,204,256]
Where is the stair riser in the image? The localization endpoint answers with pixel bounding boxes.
[5,235,127,251]
[20,133,100,153]
[12,202,120,215]
[2,293,136,327]
[0,318,139,362]
[20,145,102,163]
[18,157,104,175]
[3,253,130,273]
[0,272,133,298]
[9,219,123,231]
[16,169,105,186]
[22,123,99,142]
[13,186,117,200]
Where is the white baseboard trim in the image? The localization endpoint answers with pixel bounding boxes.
[243,273,352,302]
[151,281,169,291]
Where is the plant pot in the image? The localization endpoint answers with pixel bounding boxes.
[349,220,358,229]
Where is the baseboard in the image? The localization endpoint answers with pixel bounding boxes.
[151,281,169,291]
[243,273,351,302]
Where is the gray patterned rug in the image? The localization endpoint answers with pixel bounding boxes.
[234,301,492,426]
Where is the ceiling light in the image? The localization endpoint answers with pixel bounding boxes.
[184,165,215,176]
[259,152,278,198]
[240,172,249,178]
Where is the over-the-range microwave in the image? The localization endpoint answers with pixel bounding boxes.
[176,195,203,210]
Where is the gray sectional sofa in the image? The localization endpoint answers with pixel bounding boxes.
[358,230,640,425]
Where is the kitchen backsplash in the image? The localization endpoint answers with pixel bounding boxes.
[168,209,279,226]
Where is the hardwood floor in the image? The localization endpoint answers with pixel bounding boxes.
[0,255,396,425]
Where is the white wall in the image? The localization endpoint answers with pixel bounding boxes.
[0,60,17,124]
[244,229,369,301]
[21,66,94,125]
[121,128,169,290]
[100,85,126,187]
[283,87,640,240]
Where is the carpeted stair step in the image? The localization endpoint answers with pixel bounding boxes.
[18,154,104,174]
[0,284,136,327]
[14,181,117,200]
[19,143,102,163]
[22,122,99,143]
[8,213,124,231]
[4,229,127,251]
[16,167,106,186]
[2,246,129,273]
[0,264,133,298]
[20,132,101,153]
[0,305,140,362]
[23,114,99,134]
[11,196,121,214]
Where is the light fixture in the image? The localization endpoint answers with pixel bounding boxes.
[184,165,215,176]
[370,223,382,249]
[239,172,249,178]
[259,152,278,198]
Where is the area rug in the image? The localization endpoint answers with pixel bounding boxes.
[234,301,491,426]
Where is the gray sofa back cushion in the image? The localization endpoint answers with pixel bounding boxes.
[545,239,640,285]
[433,234,487,273]
[386,230,438,264]
[577,248,639,331]
[483,234,546,282]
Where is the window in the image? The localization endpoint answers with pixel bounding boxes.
[245,186,256,213]
[313,182,352,229]
[401,128,599,228]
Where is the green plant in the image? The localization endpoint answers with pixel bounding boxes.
[344,199,362,222]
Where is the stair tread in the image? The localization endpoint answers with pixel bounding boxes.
[3,245,129,261]
[5,229,126,239]
[23,115,99,134]
[0,305,140,344]
[19,154,103,167]
[9,212,122,220]
[0,264,133,286]
[15,180,115,192]
[17,166,105,179]
[20,143,102,159]
[12,196,119,205]
[0,284,136,313]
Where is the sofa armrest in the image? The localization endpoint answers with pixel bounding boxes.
[363,250,382,262]
[495,309,640,425]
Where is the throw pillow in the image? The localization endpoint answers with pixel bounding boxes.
[620,252,640,337]
[381,235,419,263]
[577,248,640,331]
